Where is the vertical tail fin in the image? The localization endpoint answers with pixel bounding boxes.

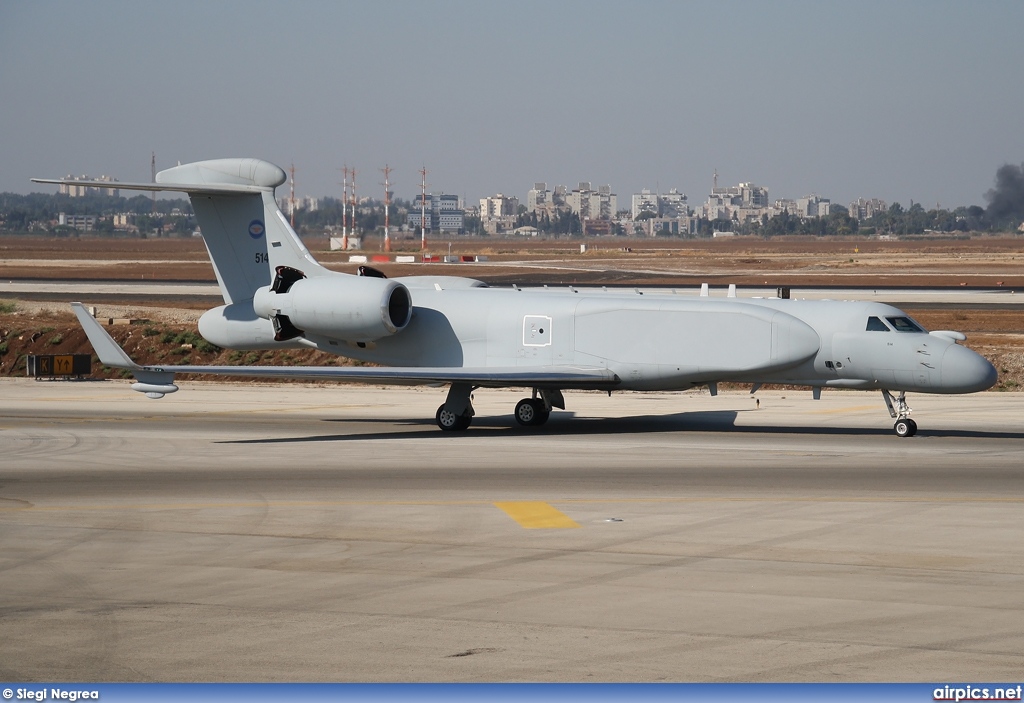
[33,159,334,348]
[154,159,330,304]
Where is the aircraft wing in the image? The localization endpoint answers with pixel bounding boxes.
[71,303,620,391]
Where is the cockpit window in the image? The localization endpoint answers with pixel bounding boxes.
[866,316,890,331]
[886,316,926,333]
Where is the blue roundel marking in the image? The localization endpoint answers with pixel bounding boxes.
[248,219,265,239]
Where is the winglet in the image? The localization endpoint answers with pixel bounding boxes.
[71,303,178,398]
[71,302,138,369]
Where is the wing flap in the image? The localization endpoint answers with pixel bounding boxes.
[133,363,619,388]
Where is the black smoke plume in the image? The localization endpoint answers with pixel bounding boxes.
[985,162,1024,227]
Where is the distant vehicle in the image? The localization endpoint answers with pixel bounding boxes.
[36,159,997,436]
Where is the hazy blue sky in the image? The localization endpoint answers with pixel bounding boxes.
[3,1,1023,209]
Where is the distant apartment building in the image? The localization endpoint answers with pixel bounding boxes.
[775,199,797,214]
[631,189,659,219]
[527,183,551,212]
[641,217,697,236]
[480,194,519,235]
[527,183,567,214]
[58,175,120,198]
[408,193,464,233]
[629,188,693,235]
[277,195,320,215]
[480,194,519,218]
[631,188,689,219]
[660,189,689,218]
[57,213,96,230]
[566,182,616,220]
[702,182,769,223]
[796,195,831,218]
[849,198,888,220]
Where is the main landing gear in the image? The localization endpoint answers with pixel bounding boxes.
[514,398,550,427]
[436,382,475,432]
[881,389,917,438]
[436,403,472,431]
[514,389,563,427]
[434,385,565,431]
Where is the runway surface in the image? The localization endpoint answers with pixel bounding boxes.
[2,380,1023,682]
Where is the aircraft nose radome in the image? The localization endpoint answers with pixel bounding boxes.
[940,343,998,393]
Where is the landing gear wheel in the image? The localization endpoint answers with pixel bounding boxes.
[894,418,917,438]
[514,398,549,427]
[436,404,472,432]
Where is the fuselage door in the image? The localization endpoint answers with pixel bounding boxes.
[519,314,553,362]
[523,315,552,347]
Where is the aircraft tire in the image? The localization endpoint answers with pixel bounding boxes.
[514,398,536,426]
[436,404,471,432]
[515,398,550,427]
[894,419,915,438]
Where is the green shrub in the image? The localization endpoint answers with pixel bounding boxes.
[0,300,16,314]
[194,339,220,354]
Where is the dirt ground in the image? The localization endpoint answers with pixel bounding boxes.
[3,233,1024,287]
[1,234,1022,390]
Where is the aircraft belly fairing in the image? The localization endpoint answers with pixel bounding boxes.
[573,299,819,381]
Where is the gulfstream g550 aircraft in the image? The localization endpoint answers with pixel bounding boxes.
[35,159,996,436]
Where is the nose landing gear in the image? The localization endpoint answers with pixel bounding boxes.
[882,389,917,437]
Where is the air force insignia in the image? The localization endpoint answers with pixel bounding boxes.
[248,219,265,239]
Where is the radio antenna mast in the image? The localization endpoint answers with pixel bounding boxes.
[419,166,428,251]
[150,152,157,214]
[340,165,349,250]
[381,164,392,253]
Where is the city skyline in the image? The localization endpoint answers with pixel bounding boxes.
[3,1,1023,209]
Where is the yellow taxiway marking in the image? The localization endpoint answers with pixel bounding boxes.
[494,501,581,529]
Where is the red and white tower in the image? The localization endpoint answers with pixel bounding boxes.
[288,163,296,229]
[381,164,392,253]
[350,168,357,248]
[419,166,428,251]
[340,165,349,251]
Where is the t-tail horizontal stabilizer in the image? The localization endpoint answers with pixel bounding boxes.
[71,303,621,397]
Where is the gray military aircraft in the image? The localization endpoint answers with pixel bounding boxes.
[35,158,997,436]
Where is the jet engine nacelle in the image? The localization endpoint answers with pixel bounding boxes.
[253,275,413,343]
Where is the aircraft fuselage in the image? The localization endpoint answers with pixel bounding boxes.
[218,279,997,396]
